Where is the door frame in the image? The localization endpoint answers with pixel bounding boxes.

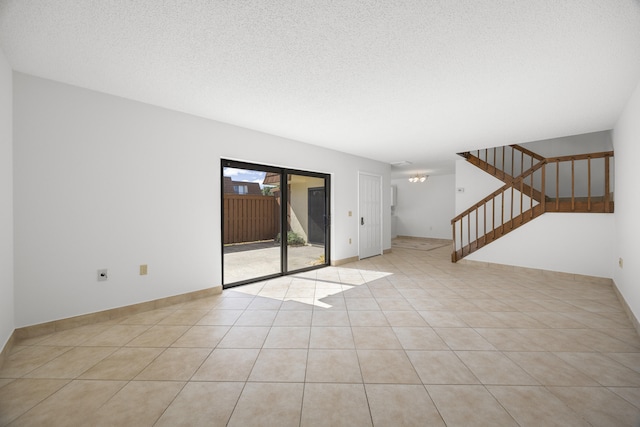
[221,159,331,288]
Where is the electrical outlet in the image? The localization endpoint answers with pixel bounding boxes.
[619,258,624,268]
[97,269,108,281]
[140,264,148,275]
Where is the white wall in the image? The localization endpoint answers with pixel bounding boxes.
[0,48,14,348]
[522,131,613,157]
[466,213,615,278]
[455,159,504,215]
[612,78,640,323]
[14,73,390,327]
[392,174,455,239]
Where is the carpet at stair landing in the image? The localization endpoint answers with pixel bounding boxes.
[392,237,452,252]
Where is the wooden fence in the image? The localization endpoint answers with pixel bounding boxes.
[223,194,279,244]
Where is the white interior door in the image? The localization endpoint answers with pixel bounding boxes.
[358,172,382,259]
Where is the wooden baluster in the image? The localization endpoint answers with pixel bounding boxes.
[556,160,560,212]
[519,178,523,218]
[452,221,457,261]
[530,171,534,218]
[511,147,515,177]
[571,159,575,211]
[541,163,546,212]
[502,146,506,179]
[587,157,591,212]
[501,191,505,229]
[605,155,611,213]
[484,148,488,170]
[492,197,496,239]
[510,186,514,229]
[460,219,463,255]
[467,214,471,254]
[520,150,524,176]
[483,203,487,244]
[475,207,479,249]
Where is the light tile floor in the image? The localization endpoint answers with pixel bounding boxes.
[1,245,640,426]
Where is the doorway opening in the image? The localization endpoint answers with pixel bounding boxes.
[221,160,330,288]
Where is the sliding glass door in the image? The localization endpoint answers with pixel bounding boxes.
[221,160,330,288]
[222,163,282,284]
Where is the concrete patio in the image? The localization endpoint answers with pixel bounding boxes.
[224,242,325,285]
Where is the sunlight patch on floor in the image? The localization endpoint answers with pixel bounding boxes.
[223,266,394,309]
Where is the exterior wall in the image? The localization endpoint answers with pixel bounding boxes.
[288,176,325,243]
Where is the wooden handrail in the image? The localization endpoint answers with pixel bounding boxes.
[510,144,546,162]
[546,151,613,163]
[460,144,546,185]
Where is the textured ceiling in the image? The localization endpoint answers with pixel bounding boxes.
[1,1,640,177]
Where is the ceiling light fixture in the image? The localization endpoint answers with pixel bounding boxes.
[408,174,428,183]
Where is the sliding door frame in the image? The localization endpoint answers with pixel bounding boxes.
[221,159,331,289]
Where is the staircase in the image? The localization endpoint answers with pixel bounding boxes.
[451,144,614,262]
